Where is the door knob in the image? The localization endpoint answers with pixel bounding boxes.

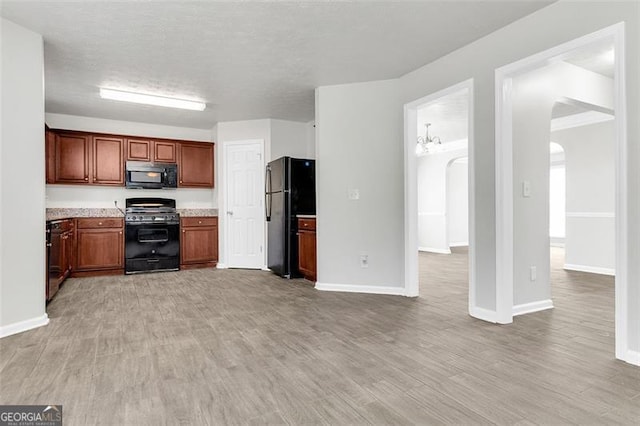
[227,211,234,216]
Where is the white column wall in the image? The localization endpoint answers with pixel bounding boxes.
[552,120,616,274]
[0,19,47,336]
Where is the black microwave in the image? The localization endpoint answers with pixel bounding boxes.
[125,161,178,189]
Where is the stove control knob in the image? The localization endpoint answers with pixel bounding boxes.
[151,216,156,220]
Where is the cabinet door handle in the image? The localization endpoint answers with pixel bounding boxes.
[180,180,183,184]
[119,231,122,235]
[84,177,89,181]
[182,230,186,233]
[98,222,103,225]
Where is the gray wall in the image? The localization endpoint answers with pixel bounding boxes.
[0,19,46,333]
[316,79,403,289]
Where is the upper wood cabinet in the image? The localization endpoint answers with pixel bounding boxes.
[93,136,124,185]
[47,128,214,188]
[179,142,214,187]
[126,138,152,162]
[50,131,124,186]
[45,129,56,184]
[54,132,91,183]
[154,140,176,163]
[126,139,177,163]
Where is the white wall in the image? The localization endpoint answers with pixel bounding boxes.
[44,113,216,209]
[448,159,469,247]
[552,120,615,274]
[511,61,613,307]
[271,119,315,160]
[315,79,403,291]
[0,19,47,335]
[417,147,468,253]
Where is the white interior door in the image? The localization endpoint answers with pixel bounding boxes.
[225,141,265,269]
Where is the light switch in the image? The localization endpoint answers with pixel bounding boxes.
[522,181,531,197]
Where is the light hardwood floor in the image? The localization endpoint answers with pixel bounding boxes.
[0,248,638,425]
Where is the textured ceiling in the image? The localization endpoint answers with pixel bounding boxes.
[1,1,554,129]
[417,89,469,143]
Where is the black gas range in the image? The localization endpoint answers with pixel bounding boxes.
[125,198,180,274]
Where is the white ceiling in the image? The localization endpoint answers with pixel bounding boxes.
[417,88,469,143]
[0,1,554,129]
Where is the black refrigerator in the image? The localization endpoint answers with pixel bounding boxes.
[266,157,316,278]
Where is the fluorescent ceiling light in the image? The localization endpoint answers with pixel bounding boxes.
[99,88,206,111]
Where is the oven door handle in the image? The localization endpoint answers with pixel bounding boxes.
[138,238,169,243]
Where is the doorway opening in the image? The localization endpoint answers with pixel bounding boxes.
[495,23,632,364]
[404,79,476,316]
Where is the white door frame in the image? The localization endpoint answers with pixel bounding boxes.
[403,79,476,314]
[494,23,632,363]
[219,139,266,269]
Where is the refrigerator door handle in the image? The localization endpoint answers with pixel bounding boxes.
[265,165,272,221]
[265,193,271,221]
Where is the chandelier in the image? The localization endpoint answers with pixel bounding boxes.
[415,123,442,155]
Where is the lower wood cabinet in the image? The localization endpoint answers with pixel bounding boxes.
[74,217,124,276]
[180,216,218,268]
[47,219,74,301]
[297,217,317,281]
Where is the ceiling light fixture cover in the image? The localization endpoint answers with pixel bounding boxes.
[415,123,443,156]
[99,88,206,111]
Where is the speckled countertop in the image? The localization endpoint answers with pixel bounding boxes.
[46,208,218,221]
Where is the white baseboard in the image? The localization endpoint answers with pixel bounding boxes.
[0,314,49,339]
[449,242,469,248]
[564,264,615,276]
[216,263,228,269]
[315,282,406,296]
[513,299,554,316]
[469,306,497,323]
[261,266,271,272]
[418,247,451,254]
[624,349,640,367]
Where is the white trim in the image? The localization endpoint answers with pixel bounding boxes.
[220,139,266,270]
[513,299,554,316]
[566,212,615,218]
[495,22,629,362]
[418,247,451,254]
[0,314,49,338]
[418,212,445,216]
[469,307,497,323]
[315,282,407,296]
[403,79,476,306]
[625,350,640,367]
[564,264,615,276]
[449,242,469,248]
[550,110,614,132]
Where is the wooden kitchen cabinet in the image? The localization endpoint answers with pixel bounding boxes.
[47,219,74,301]
[74,217,124,275]
[154,140,177,163]
[297,217,316,281]
[180,216,218,268]
[126,138,152,162]
[126,138,177,163]
[93,136,124,185]
[49,131,124,186]
[54,132,91,183]
[45,128,56,184]
[178,142,214,187]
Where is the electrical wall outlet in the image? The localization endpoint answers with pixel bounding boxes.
[348,189,360,200]
[360,254,369,268]
[530,266,537,281]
